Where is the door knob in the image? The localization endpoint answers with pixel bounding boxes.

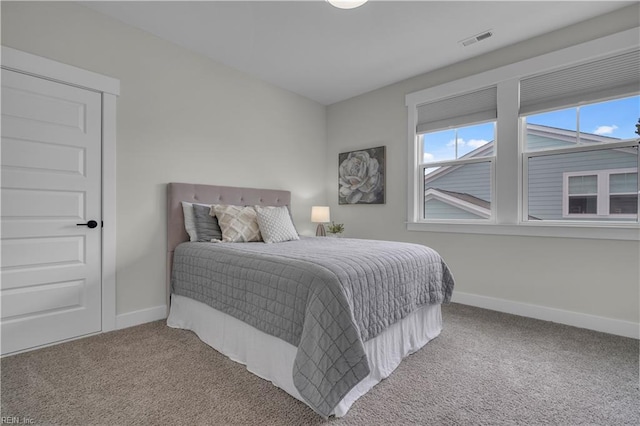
[77,220,99,229]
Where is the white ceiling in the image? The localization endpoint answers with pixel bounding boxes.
[83,1,632,105]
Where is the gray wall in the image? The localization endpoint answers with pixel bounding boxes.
[327,5,640,324]
[1,2,328,315]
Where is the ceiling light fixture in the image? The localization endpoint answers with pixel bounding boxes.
[326,0,368,10]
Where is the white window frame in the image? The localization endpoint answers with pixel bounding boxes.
[562,168,638,219]
[563,171,599,217]
[405,27,640,241]
[419,122,496,222]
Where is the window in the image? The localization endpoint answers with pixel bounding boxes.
[567,174,598,215]
[405,29,639,239]
[416,87,496,221]
[610,172,638,214]
[421,122,495,220]
[561,169,638,219]
[523,96,639,223]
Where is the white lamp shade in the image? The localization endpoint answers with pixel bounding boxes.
[326,0,368,10]
[311,206,331,223]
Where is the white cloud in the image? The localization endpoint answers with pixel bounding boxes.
[446,138,489,149]
[446,138,461,147]
[593,125,618,135]
[467,139,489,148]
[423,152,435,162]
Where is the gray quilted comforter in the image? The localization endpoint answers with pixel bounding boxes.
[171,237,454,417]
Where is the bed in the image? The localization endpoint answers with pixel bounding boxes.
[165,182,454,418]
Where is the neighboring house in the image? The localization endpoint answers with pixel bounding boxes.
[425,124,638,220]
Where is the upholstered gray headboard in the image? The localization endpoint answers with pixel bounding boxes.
[166,183,291,310]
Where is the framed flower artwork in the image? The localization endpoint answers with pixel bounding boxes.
[338,146,385,204]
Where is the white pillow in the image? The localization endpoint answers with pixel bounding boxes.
[254,205,299,244]
[212,205,262,243]
[181,202,197,241]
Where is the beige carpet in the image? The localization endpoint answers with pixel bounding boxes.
[2,303,638,425]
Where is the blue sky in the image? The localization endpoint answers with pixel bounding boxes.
[422,95,640,163]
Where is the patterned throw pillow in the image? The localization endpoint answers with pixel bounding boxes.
[254,205,299,244]
[211,205,262,242]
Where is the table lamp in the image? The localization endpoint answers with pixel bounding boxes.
[311,206,330,237]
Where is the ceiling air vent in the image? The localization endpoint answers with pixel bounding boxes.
[460,30,493,47]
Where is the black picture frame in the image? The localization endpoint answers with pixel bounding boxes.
[338,146,385,205]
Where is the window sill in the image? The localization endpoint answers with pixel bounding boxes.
[406,221,640,241]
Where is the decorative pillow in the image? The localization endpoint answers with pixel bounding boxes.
[212,205,262,242]
[193,203,223,242]
[255,205,299,244]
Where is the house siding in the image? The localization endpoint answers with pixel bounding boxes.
[527,134,575,151]
[528,147,637,220]
[424,198,485,219]
[425,131,637,221]
[424,161,492,201]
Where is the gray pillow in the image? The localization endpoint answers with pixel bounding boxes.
[192,203,223,242]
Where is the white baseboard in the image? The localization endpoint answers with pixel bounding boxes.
[113,297,638,339]
[451,292,639,339]
[116,305,168,330]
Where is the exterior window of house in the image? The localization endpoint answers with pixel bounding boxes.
[561,169,638,218]
[567,174,598,214]
[610,172,638,214]
[524,96,639,222]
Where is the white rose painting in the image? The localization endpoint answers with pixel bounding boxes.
[338,146,385,204]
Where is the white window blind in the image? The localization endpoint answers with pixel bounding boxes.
[520,49,640,115]
[416,86,497,134]
[568,175,597,195]
[610,172,637,193]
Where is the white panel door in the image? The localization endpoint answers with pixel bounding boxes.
[1,69,102,355]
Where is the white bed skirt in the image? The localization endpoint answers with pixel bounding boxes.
[167,294,442,417]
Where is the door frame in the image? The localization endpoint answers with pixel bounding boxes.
[2,46,120,332]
